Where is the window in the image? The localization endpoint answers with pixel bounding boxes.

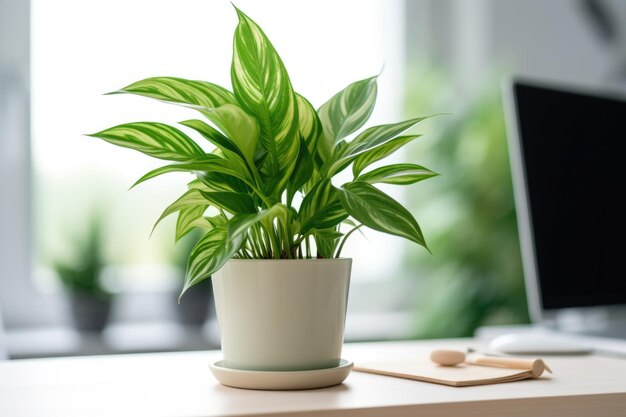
[2,0,408,349]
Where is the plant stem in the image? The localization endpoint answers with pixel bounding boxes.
[285,223,293,258]
[253,224,263,258]
[260,224,271,258]
[247,183,274,209]
[261,219,280,259]
[248,235,260,258]
[335,224,363,258]
[306,236,311,259]
[292,234,306,247]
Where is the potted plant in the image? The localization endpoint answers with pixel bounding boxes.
[53,215,113,332]
[89,6,439,387]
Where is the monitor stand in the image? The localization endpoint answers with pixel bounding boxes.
[554,306,626,339]
[480,328,626,357]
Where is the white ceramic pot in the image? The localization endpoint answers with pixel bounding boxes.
[212,258,352,371]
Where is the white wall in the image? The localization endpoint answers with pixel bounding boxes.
[407,0,626,91]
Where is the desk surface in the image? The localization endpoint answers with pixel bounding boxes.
[1,339,625,417]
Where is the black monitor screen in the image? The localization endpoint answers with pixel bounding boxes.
[514,82,626,310]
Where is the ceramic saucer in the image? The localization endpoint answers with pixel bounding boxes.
[210,359,353,390]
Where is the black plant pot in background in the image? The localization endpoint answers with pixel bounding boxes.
[176,278,213,327]
[69,293,112,332]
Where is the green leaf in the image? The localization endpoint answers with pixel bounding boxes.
[206,213,229,228]
[315,71,380,171]
[198,190,257,214]
[324,116,432,176]
[318,75,377,143]
[196,171,248,193]
[338,181,427,248]
[88,122,205,162]
[180,117,255,182]
[180,119,243,158]
[110,76,235,108]
[286,136,314,206]
[231,6,300,178]
[179,203,289,299]
[197,104,259,166]
[352,135,421,177]
[296,94,322,155]
[186,178,210,191]
[177,211,228,242]
[152,189,209,235]
[175,205,209,241]
[173,180,217,240]
[298,179,348,235]
[314,229,344,241]
[130,156,249,188]
[227,204,288,242]
[180,225,243,300]
[345,117,431,157]
[314,228,343,259]
[357,163,439,185]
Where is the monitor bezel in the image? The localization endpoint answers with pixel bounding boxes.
[502,77,626,325]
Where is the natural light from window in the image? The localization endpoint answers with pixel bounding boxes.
[31,0,406,293]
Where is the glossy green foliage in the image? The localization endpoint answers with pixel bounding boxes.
[88,5,440,298]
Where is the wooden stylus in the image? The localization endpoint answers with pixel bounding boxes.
[430,349,552,378]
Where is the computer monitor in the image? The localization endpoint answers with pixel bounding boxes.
[504,79,626,332]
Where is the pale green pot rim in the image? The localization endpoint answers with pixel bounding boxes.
[223,258,352,263]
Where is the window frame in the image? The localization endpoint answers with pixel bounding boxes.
[0,0,66,328]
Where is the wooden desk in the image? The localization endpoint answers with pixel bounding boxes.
[1,339,625,417]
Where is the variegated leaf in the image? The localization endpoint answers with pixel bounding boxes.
[179,203,289,298]
[296,94,322,155]
[338,181,427,248]
[152,189,209,235]
[314,228,343,259]
[286,136,314,205]
[180,117,255,179]
[352,135,421,177]
[131,156,249,188]
[110,76,235,109]
[298,179,348,235]
[231,6,299,179]
[180,224,244,300]
[357,163,439,185]
[198,104,259,166]
[187,178,210,191]
[176,205,209,241]
[323,116,432,176]
[318,75,377,143]
[198,190,257,214]
[344,117,431,158]
[88,122,205,162]
[226,204,288,241]
[196,171,248,193]
[180,119,242,158]
[177,212,228,242]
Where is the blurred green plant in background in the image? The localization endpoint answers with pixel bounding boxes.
[53,214,110,299]
[403,70,530,338]
[52,213,113,331]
